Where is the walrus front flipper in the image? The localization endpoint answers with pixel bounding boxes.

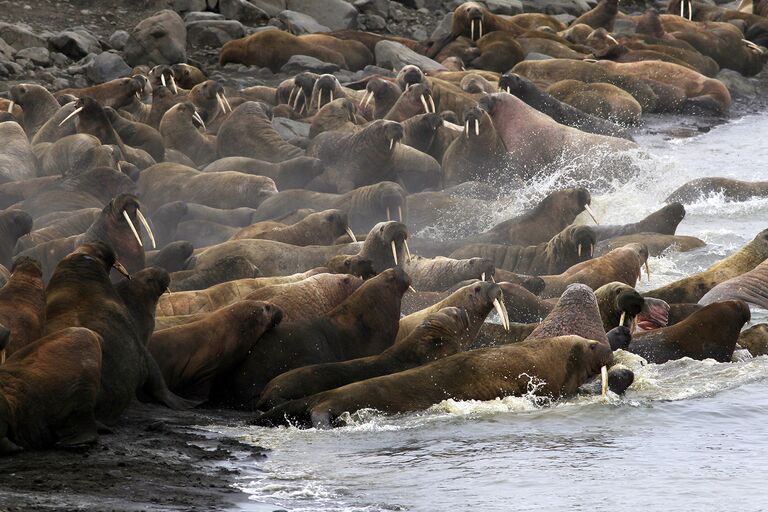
[55,408,99,448]
[140,355,201,410]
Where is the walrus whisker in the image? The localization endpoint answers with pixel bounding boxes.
[6,101,12,113]
[403,239,412,261]
[113,261,131,280]
[136,209,156,249]
[428,95,436,113]
[474,119,479,136]
[122,210,143,248]
[391,240,398,265]
[584,204,600,224]
[58,106,84,126]
[420,94,430,114]
[169,75,178,95]
[601,366,608,396]
[345,226,358,243]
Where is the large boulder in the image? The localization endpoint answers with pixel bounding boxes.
[187,20,245,47]
[485,0,523,15]
[217,0,271,23]
[375,40,446,71]
[0,37,15,59]
[276,10,330,34]
[16,47,51,67]
[0,23,46,51]
[49,29,101,60]
[249,0,288,17]
[86,51,132,83]
[123,10,187,67]
[285,0,357,30]
[280,55,339,74]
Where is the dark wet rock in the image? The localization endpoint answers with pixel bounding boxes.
[16,46,50,66]
[86,51,132,83]
[280,54,339,74]
[718,69,760,99]
[167,0,207,13]
[187,20,245,47]
[50,51,70,66]
[218,0,271,24]
[276,10,331,34]
[108,30,130,51]
[375,40,446,71]
[124,10,187,67]
[49,29,101,59]
[286,0,358,30]
[430,12,452,40]
[354,0,391,18]
[485,0,524,14]
[0,37,15,59]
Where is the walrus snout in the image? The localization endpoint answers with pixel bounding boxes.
[587,339,614,370]
[616,290,644,328]
[498,73,526,95]
[607,326,632,351]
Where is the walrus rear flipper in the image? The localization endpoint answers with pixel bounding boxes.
[141,356,201,410]
[680,96,727,116]
[251,399,314,428]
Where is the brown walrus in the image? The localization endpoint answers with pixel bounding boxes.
[545,79,643,125]
[645,228,768,303]
[595,233,705,257]
[0,257,45,357]
[591,203,686,240]
[202,156,324,190]
[0,209,33,268]
[255,306,470,410]
[159,102,217,167]
[219,31,347,71]
[0,327,103,452]
[254,335,612,428]
[666,177,768,204]
[594,282,670,333]
[219,267,412,408]
[232,209,356,245]
[699,257,768,309]
[148,300,283,401]
[572,0,619,30]
[628,300,750,363]
[8,84,61,138]
[403,256,495,292]
[738,324,768,357]
[217,101,304,163]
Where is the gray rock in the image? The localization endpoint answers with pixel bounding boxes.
[485,0,523,15]
[3,60,24,76]
[276,10,331,34]
[375,40,446,71]
[51,77,71,89]
[430,13,452,40]
[169,0,207,13]
[410,25,428,41]
[414,0,445,9]
[86,51,132,83]
[124,10,187,67]
[286,0,357,30]
[552,13,577,24]
[0,23,46,51]
[360,14,387,31]
[184,12,226,23]
[273,116,310,140]
[16,46,50,66]
[717,69,759,99]
[0,37,15,59]
[217,0,270,24]
[353,0,390,18]
[49,30,101,60]
[50,52,70,66]
[280,54,340,74]
[187,20,245,47]
[524,0,591,15]
[108,30,130,51]
[249,0,288,17]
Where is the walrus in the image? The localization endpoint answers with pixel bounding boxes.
[0,327,103,452]
[629,300,750,363]
[737,324,768,357]
[55,76,145,110]
[0,257,45,357]
[595,233,705,257]
[169,255,259,292]
[592,203,686,241]
[149,300,283,401]
[645,228,768,303]
[255,307,470,410]
[497,282,554,323]
[665,177,768,204]
[359,78,403,120]
[594,282,670,333]
[8,83,61,138]
[0,209,32,268]
[102,107,165,163]
[252,181,407,232]
[218,267,411,408]
[384,83,437,122]
[0,121,36,183]
[44,242,192,423]
[540,243,649,299]
[254,335,611,428]
[308,98,360,139]
[572,0,619,30]
[171,63,207,89]
[217,101,304,163]
[33,134,118,178]
[113,266,171,347]
[159,101,217,167]
[449,225,596,275]
[497,74,632,138]
[323,254,377,280]
[466,31,525,73]
[476,93,637,183]
[202,156,324,191]
[699,257,768,309]
[232,209,356,246]
[219,30,347,71]
[403,256,494,292]
[544,79,643,126]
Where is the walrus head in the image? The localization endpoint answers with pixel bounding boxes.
[324,254,377,280]
[191,80,231,117]
[461,106,493,139]
[452,2,486,41]
[149,65,178,94]
[171,63,207,89]
[0,210,33,242]
[636,8,668,39]
[562,225,596,262]
[395,65,426,90]
[72,241,131,280]
[408,306,471,362]
[360,221,410,271]
[586,28,621,52]
[363,181,406,226]
[497,73,531,96]
[107,193,156,251]
[164,101,207,132]
[667,0,694,21]
[311,74,343,112]
[9,83,50,109]
[360,78,403,115]
[10,256,42,280]
[290,72,319,114]
[463,280,510,335]
[314,209,355,240]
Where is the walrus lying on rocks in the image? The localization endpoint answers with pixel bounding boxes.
[0,327,103,453]
[232,209,356,246]
[255,307,471,410]
[254,335,612,428]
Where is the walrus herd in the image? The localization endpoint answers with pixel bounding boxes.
[0,0,767,449]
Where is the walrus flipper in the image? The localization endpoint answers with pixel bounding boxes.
[141,355,201,410]
[55,407,99,448]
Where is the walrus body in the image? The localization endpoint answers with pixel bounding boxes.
[0,258,45,356]
[699,258,768,309]
[666,177,768,204]
[219,31,347,71]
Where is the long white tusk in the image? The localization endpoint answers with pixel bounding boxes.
[170,75,178,94]
[389,138,395,150]
[217,93,226,113]
[288,86,297,106]
[601,366,608,396]
[123,210,143,247]
[397,206,403,222]
[386,207,391,221]
[329,90,334,103]
[578,244,582,258]
[6,101,12,113]
[493,298,510,331]
[479,19,483,39]
[680,0,683,17]
[687,0,692,20]
[161,74,166,87]
[403,239,412,261]
[474,119,479,136]
[590,244,594,258]
[645,261,651,280]
[471,19,476,41]
[464,120,469,137]
[420,94,430,113]
[59,106,84,126]
[619,311,626,328]
[136,209,156,249]
[391,240,398,265]
[584,204,599,225]
[193,111,206,131]
[409,285,417,293]
[481,272,486,281]
[428,95,436,113]
[345,226,358,243]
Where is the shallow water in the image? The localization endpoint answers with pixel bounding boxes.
[208,112,768,511]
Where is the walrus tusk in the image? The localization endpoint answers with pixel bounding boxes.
[601,366,608,397]
[292,88,302,110]
[217,93,226,114]
[474,119,479,136]
[687,0,692,20]
[6,101,12,113]
[136,209,156,249]
[505,86,511,94]
[409,285,417,293]
[288,86,297,106]
[389,138,395,150]
[493,298,510,331]
[170,75,178,94]
[329,90,334,103]
[59,106,84,126]
[464,120,470,137]
[743,39,764,53]
[0,349,4,365]
[490,275,496,283]
[386,207,391,221]
[113,261,131,280]
[606,34,618,45]
[391,240,398,265]
[578,244,582,257]
[361,90,372,109]
[420,94,430,114]
[590,244,594,258]
[135,92,141,101]
[403,239,412,262]
[429,95,436,113]
[479,19,483,39]
[584,204,600,224]
[481,272,486,281]
[192,111,206,131]
[397,206,403,222]
[443,121,463,133]
[620,311,626,328]
[345,226,358,243]
[679,0,684,17]
[645,261,651,280]
[471,19,476,40]
[123,210,143,248]
[161,74,167,87]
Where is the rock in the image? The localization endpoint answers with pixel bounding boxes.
[124,10,187,67]
[187,20,245,47]
[359,14,387,31]
[410,25,428,41]
[524,0,592,16]
[717,69,759,99]
[0,23,46,51]
[552,13,577,24]
[430,13,453,40]
[414,0,445,8]
[50,52,70,66]
[375,40,446,71]
[15,47,50,67]
[280,54,340,74]
[272,116,310,140]
[51,77,70,89]
[353,0,391,18]
[485,0,523,15]
[184,12,226,23]
[86,51,132,83]
[276,10,331,34]
[217,0,271,24]
[169,0,207,13]
[286,0,357,30]
[0,37,15,59]
[248,0,287,17]
[109,30,130,51]
[48,30,101,60]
